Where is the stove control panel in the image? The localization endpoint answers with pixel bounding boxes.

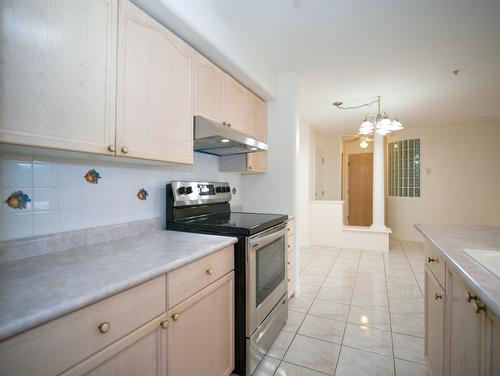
[171,181,231,207]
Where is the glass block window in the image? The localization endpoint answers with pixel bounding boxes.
[388,139,421,197]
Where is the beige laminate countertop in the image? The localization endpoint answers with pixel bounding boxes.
[0,230,237,342]
[415,223,500,317]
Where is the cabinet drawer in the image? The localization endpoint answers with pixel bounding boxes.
[287,265,295,298]
[167,245,234,308]
[424,242,446,289]
[287,248,295,268]
[287,219,295,236]
[0,275,165,376]
[287,233,295,253]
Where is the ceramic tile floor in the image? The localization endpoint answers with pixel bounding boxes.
[254,239,429,376]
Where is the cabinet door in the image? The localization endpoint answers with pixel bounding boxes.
[62,314,167,376]
[447,270,485,376]
[486,312,500,376]
[247,151,267,173]
[167,272,234,376]
[246,92,267,142]
[194,53,226,123]
[425,267,445,376]
[116,0,194,163]
[0,0,117,155]
[225,75,247,133]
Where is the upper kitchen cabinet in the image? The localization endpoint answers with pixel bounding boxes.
[224,75,247,133]
[194,53,226,124]
[246,92,267,142]
[0,0,118,155]
[116,0,194,163]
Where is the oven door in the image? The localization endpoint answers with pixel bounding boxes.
[246,222,288,336]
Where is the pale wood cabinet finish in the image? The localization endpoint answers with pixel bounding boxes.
[116,0,194,163]
[287,219,295,298]
[0,276,165,376]
[0,0,118,155]
[167,272,235,376]
[61,314,167,376]
[424,241,500,376]
[425,267,445,376]
[446,270,485,376]
[225,75,247,133]
[246,92,267,142]
[194,53,226,124]
[247,151,268,173]
[167,245,234,309]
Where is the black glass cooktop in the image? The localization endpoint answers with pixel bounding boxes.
[173,211,288,236]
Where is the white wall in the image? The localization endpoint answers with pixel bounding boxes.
[298,122,311,246]
[311,130,342,200]
[387,122,500,241]
[0,152,241,240]
[241,73,299,215]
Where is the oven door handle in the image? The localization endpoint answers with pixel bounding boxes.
[249,225,287,250]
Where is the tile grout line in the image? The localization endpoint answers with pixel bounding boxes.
[273,246,343,376]
[384,239,400,376]
[332,249,362,376]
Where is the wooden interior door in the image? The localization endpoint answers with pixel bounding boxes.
[348,153,373,226]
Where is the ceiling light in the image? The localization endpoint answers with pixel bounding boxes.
[250,147,257,151]
[333,96,405,137]
[221,139,230,143]
[360,139,369,149]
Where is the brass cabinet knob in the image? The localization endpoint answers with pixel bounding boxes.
[108,145,116,152]
[427,257,436,263]
[206,268,214,275]
[287,261,291,265]
[228,123,231,127]
[98,321,110,334]
[248,166,253,170]
[472,302,486,314]
[121,146,129,154]
[287,278,291,282]
[434,293,443,300]
[287,244,291,249]
[465,291,478,302]
[160,320,169,329]
[171,313,180,321]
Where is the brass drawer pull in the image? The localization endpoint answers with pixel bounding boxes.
[121,146,129,154]
[472,302,486,314]
[107,145,116,152]
[434,293,443,300]
[160,320,169,329]
[465,292,478,302]
[206,268,214,275]
[427,257,436,263]
[171,313,180,321]
[98,321,110,334]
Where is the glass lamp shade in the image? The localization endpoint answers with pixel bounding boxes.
[359,139,369,149]
[390,119,404,131]
[375,118,393,135]
[358,120,374,135]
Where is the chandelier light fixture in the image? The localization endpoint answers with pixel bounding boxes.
[333,96,404,137]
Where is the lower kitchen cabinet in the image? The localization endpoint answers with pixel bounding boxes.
[424,241,499,376]
[166,272,235,376]
[62,314,167,376]
[425,267,445,376]
[287,218,295,298]
[446,270,485,376]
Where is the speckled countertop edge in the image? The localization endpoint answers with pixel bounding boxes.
[0,230,237,342]
[415,223,500,317]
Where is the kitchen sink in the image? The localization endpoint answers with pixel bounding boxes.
[463,249,500,280]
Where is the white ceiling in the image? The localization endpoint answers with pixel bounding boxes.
[181,0,500,133]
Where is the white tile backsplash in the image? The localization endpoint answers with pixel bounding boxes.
[0,152,241,240]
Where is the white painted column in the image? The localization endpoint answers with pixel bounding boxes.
[371,132,389,231]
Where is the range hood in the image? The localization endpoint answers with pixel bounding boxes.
[193,116,268,156]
